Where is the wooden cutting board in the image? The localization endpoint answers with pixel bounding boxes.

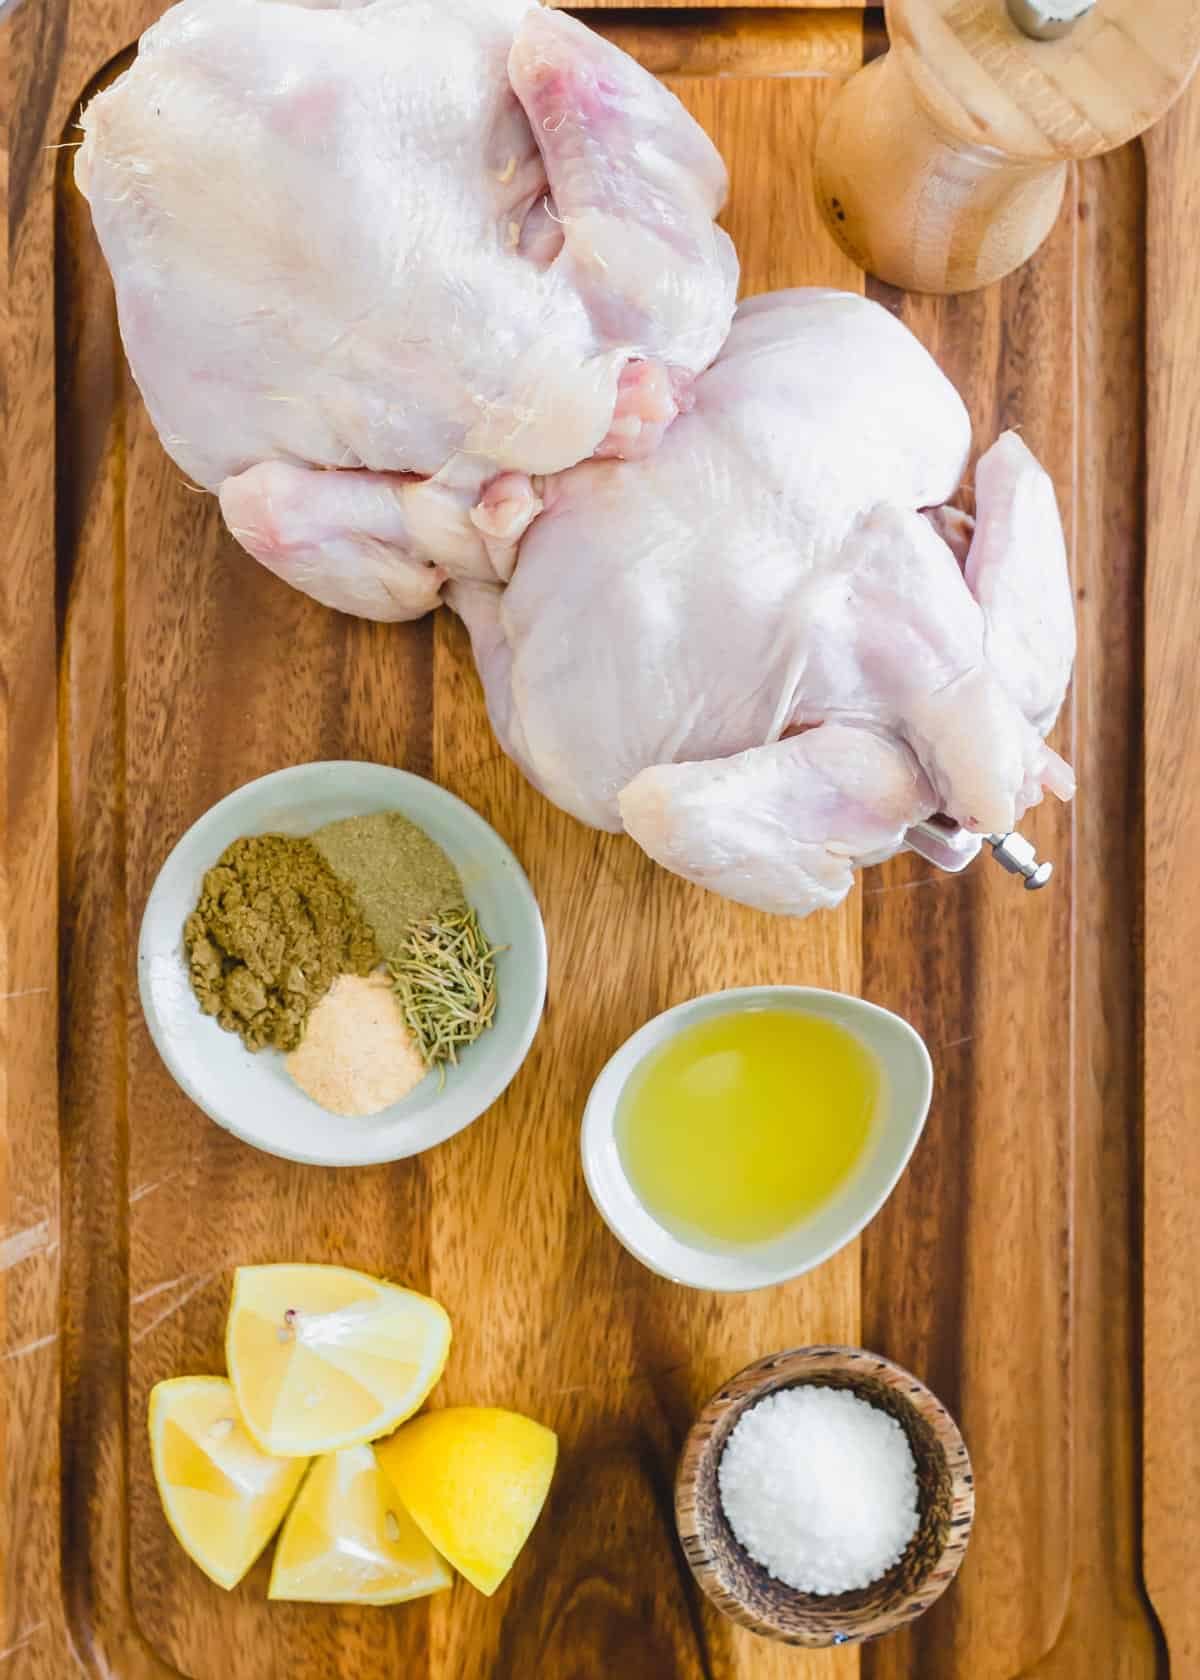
[4,3,1198,1677]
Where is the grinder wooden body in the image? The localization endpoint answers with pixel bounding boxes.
[815,0,1200,294]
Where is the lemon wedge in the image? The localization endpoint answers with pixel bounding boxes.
[149,1376,307,1590]
[269,1444,452,1604]
[376,1407,557,1596]
[226,1264,451,1457]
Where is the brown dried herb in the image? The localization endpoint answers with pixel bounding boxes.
[313,812,465,960]
[184,834,378,1052]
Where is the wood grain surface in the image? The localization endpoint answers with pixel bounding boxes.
[2,3,1195,1679]
[889,0,1200,160]
[1143,78,1200,1680]
[860,139,1161,1680]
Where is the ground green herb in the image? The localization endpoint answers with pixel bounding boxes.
[389,907,505,1079]
[313,812,465,960]
[184,834,379,1052]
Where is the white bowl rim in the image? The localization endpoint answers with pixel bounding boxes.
[137,761,548,1167]
[580,985,933,1293]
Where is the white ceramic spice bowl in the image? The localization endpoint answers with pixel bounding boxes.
[581,987,933,1291]
[138,762,547,1167]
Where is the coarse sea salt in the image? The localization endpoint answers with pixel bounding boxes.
[717,1385,919,1595]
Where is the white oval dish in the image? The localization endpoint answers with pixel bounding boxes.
[581,987,932,1292]
[138,762,547,1167]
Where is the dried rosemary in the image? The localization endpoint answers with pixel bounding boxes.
[388,907,506,1077]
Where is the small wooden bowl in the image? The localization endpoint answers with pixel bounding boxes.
[675,1346,974,1647]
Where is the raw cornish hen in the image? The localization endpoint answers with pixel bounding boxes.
[451,291,1076,915]
[75,0,737,613]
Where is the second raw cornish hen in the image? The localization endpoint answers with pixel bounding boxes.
[454,291,1076,914]
[75,0,736,615]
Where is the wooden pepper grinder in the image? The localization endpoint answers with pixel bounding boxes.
[814,0,1200,294]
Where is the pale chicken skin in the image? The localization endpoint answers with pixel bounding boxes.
[75,0,737,612]
[77,5,1075,922]
[452,292,1076,915]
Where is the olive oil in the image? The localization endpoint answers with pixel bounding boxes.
[616,1009,879,1248]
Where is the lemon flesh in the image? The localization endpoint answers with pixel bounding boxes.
[269,1443,452,1604]
[226,1264,451,1457]
[149,1376,308,1590]
[377,1407,557,1596]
